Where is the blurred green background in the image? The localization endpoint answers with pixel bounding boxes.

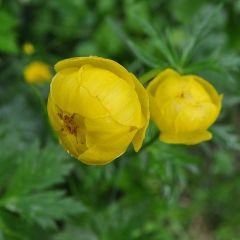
[1,0,240,239]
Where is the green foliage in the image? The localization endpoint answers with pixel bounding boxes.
[1,0,240,239]
[0,124,86,238]
[5,142,71,195]
[0,10,19,54]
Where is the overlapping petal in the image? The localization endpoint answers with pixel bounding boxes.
[130,74,150,151]
[50,69,109,119]
[48,56,149,165]
[147,68,222,145]
[79,64,142,127]
[55,56,135,88]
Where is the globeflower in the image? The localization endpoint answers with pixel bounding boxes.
[24,61,52,84]
[47,57,149,165]
[22,42,35,55]
[147,68,222,145]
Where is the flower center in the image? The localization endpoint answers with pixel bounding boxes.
[57,110,87,152]
[58,112,78,134]
[178,91,193,101]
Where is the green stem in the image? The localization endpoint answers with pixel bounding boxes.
[29,84,57,142]
[139,67,164,84]
[30,85,48,117]
[126,131,159,157]
[138,131,159,153]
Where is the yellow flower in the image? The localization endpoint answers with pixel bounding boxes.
[22,42,35,55]
[47,56,149,165]
[24,61,52,84]
[147,68,222,145]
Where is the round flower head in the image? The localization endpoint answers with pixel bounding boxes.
[22,42,35,55]
[24,61,52,84]
[147,68,222,145]
[48,57,149,165]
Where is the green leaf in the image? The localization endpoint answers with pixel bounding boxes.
[53,225,98,240]
[0,10,18,54]
[0,10,17,32]
[139,67,166,84]
[212,150,234,176]
[0,33,19,54]
[6,190,86,229]
[180,4,223,67]
[5,142,73,196]
[220,53,240,72]
[133,18,180,68]
[0,123,26,187]
[0,130,86,230]
[107,18,159,67]
[0,208,50,240]
[212,124,240,151]
[183,58,220,73]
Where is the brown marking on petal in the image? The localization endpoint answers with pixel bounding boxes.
[61,114,78,135]
[58,112,63,119]
[56,106,88,153]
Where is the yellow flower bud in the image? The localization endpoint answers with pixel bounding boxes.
[22,42,35,55]
[24,61,52,84]
[147,68,222,145]
[47,57,149,165]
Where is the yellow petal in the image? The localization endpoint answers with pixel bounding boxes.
[130,74,150,151]
[194,75,222,111]
[155,75,212,108]
[24,61,52,84]
[22,42,35,55]
[79,64,142,127]
[55,56,135,88]
[50,69,109,119]
[147,68,179,96]
[47,94,62,132]
[48,96,87,157]
[85,116,133,146]
[58,131,84,159]
[85,116,135,150]
[147,68,223,145]
[152,99,179,133]
[49,56,151,163]
[175,102,219,133]
[160,130,212,145]
[148,94,162,130]
[78,129,137,165]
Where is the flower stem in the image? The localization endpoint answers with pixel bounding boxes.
[139,67,164,84]
[29,84,57,142]
[138,131,159,153]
